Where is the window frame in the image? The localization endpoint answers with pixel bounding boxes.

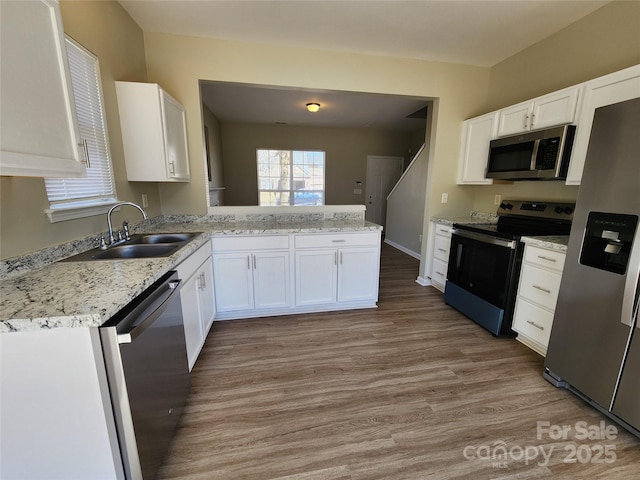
[44,36,118,223]
[256,149,326,207]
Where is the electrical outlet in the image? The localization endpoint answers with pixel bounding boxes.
[141,193,149,208]
[494,194,502,206]
[441,193,448,203]
[418,234,423,242]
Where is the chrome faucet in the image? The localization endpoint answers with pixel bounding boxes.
[105,202,148,247]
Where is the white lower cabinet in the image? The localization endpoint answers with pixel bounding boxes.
[512,244,566,356]
[211,235,290,317]
[294,233,381,307]
[177,242,215,371]
[211,232,381,319]
[428,222,453,292]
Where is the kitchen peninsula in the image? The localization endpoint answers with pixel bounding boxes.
[0,206,382,479]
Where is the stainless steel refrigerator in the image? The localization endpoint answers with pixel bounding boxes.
[544,97,640,437]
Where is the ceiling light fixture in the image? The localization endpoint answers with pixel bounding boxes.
[306,102,320,113]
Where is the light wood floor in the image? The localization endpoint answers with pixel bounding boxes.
[160,244,640,480]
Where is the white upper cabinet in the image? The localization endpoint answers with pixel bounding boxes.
[497,86,581,137]
[115,82,190,182]
[565,65,640,185]
[0,0,86,177]
[457,112,498,184]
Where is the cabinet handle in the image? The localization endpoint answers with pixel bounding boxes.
[253,254,256,270]
[533,284,551,294]
[524,114,529,129]
[435,271,444,277]
[332,239,346,243]
[530,112,536,127]
[200,272,206,289]
[169,160,175,176]
[334,252,338,265]
[437,248,447,253]
[340,251,343,265]
[80,139,90,168]
[537,255,556,263]
[526,320,544,331]
[247,255,250,270]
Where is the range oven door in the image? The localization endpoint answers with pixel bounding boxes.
[444,228,520,335]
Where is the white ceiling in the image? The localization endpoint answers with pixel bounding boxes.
[118,0,610,131]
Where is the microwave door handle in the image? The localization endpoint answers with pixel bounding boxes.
[530,139,541,170]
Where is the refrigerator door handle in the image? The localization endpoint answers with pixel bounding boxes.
[621,230,640,328]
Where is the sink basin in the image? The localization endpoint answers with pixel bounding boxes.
[91,244,179,259]
[132,233,196,244]
[61,232,200,261]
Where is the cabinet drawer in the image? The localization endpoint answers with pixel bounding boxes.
[177,240,211,279]
[434,224,452,238]
[433,234,451,262]
[294,232,380,249]
[211,235,289,252]
[518,265,562,310]
[513,298,554,348]
[431,257,448,290]
[524,246,565,272]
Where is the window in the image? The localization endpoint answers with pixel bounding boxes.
[44,37,117,222]
[257,149,325,206]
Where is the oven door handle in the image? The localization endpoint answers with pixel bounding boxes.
[451,228,517,249]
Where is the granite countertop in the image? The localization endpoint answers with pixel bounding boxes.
[521,235,570,252]
[0,217,381,333]
[430,211,498,227]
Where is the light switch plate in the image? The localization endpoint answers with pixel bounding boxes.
[441,193,448,203]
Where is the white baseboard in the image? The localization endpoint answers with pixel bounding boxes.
[384,239,421,259]
[416,276,431,286]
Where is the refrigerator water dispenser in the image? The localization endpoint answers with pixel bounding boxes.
[580,212,638,275]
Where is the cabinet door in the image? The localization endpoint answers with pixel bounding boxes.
[198,256,216,335]
[457,113,497,184]
[253,251,290,309]
[161,90,190,180]
[530,86,580,131]
[213,253,254,312]
[337,248,380,302]
[497,101,533,137]
[179,272,203,371]
[566,65,640,185]
[0,0,85,177]
[295,250,337,306]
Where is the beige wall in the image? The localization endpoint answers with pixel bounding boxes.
[471,0,640,214]
[142,32,491,219]
[0,0,155,259]
[201,103,225,207]
[220,123,412,206]
[486,1,640,111]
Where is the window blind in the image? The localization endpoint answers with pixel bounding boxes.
[45,37,116,206]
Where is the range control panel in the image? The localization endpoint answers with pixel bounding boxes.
[497,200,575,221]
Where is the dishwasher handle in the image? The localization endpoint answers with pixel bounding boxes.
[117,277,182,344]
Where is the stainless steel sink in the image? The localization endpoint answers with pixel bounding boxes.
[131,233,196,244]
[62,232,199,261]
[91,244,179,259]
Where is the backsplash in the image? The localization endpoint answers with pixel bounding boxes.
[0,210,366,280]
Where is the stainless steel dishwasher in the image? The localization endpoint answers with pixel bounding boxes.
[100,271,190,479]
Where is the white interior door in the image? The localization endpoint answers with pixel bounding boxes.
[365,156,404,227]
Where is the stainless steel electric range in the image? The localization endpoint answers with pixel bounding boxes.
[444,200,574,336]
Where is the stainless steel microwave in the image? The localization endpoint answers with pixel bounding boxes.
[486,124,576,180]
